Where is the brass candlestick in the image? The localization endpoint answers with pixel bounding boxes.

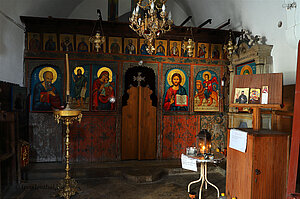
[54,107,82,199]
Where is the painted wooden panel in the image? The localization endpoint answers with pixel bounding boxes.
[139,87,157,160]
[29,113,62,162]
[122,86,157,160]
[162,115,199,159]
[122,87,139,160]
[162,114,226,159]
[70,115,117,162]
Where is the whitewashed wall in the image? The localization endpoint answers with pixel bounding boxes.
[0,0,84,86]
[0,0,298,85]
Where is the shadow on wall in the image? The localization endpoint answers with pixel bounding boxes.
[0,19,6,55]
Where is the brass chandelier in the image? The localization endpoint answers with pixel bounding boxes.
[129,0,173,54]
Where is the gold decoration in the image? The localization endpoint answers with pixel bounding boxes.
[240,65,253,75]
[39,67,57,83]
[182,38,195,57]
[90,32,105,53]
[54,109,82,199]
[97,67,113,82]
[202,71,212,80]
[90,10,106,53]
[167,69,186,86]
[74,66,85,75]
[223,30,237,60]
[129,0,173,55]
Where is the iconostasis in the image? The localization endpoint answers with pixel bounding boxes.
[23,16,231,162]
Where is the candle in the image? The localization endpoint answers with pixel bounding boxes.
[65,53,70,96]
[162,4,166,12]
[151,1,154,10]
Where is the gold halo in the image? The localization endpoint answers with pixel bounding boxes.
[167,69,186,86]
[39,67,57,83]
[202,71,212,80]
[74,66,85,75]
[241,65,253,75]
[97,67,113,82]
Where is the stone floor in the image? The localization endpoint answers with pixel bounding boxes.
[4,160,226,199]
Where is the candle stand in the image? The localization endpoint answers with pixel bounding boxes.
[54,108,82,199]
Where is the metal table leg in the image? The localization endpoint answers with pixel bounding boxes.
[187,162,220,199]
[203,162,220,198]
[187,162,204,193]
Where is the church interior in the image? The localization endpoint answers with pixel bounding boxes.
[1,0,300,198]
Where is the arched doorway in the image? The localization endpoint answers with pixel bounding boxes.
[121,66,157,160]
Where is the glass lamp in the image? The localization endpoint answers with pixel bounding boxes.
[196,129,212,156]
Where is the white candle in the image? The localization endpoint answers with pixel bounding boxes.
[162,4,166,12]
[151,1,154,10]
[65,53,70,96]
[168,11,172,19]
[136,5,139,13]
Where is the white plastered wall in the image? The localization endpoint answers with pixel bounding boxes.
[0,0,299,85]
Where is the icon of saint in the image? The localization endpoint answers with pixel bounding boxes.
[163,73,188,111]
[92,70,115,110]
[33,70,62,111]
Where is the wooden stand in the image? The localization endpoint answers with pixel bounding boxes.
[227,73,289,198]
[230,73,283,130]
[230,104,281,131]
[226,129,290,199]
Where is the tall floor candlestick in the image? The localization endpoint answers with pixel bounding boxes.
[54,110,82,199]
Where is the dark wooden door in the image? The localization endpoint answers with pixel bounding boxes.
[122,86,157,160]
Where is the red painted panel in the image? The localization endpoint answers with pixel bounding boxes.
[162,115,199,159]
[92,116,116,161]
[69,115,117,162]
[162,115,174,159]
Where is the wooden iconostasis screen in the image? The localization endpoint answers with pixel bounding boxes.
[23,16,231,162]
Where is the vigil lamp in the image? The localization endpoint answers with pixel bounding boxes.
[196,129,212,157]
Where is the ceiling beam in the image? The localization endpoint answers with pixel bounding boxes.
[180,16,192,27]
[198,19,212,28]
[217,19,230,30]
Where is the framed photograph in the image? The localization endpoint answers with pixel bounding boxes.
[60,34,74,51]
[234,88,249,104]
[169,41,181,57]
[109,37,122,54]
[236,61,256,75]
[124,38,137,55]
[43,33,57,51]
[210,44,223,59]
[249,88,260,104]
[27,33,41,51]
[76,34,90,52]
[261,86,269,104]
[197,43,209,58]
[155,40,167,56]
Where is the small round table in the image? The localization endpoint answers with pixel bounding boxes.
[187,157,222,199]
